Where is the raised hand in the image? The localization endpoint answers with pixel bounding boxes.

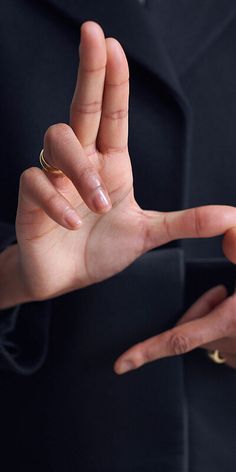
[14,22,236,305]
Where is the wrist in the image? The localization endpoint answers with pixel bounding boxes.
[0,244,32,310]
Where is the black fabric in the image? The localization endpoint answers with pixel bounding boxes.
[184,260,236,472]
[1,250,186,471]
[0,222,51,374]
[1,0,236,470]
[149,0,236,76]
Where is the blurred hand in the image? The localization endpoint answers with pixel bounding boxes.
[114,284,236,373]
[14,22,236,303]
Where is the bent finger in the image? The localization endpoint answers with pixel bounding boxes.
[17,167,82,231]
[44,123,111,213]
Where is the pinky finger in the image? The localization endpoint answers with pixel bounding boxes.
[17,167,82,231]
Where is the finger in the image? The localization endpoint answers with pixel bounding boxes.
[17,167,82,232]
[97,37,129,153]
[220,353,236,369]
[44,123,111,213]
[114,295,234,374]
[70,22,106,152]
[144,205,236,249]
[175,285,229,354]
[223,227,236,263]
[176,285,228,327]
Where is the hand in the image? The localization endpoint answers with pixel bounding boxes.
[14,22,236,304]
[114,284,236,374]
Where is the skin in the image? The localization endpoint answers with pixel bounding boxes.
[1,22,236,371]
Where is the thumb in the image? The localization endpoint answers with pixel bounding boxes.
[144,205,236,248]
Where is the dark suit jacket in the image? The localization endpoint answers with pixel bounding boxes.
[1,1,236,471]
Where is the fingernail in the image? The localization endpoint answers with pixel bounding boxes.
[117,360,134,375]
[64,208,82,228]
[93,186,111,212]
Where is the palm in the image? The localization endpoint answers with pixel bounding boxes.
[48,146,141,286]
[17,137,146,298]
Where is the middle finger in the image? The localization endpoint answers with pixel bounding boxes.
[70,22,107,154]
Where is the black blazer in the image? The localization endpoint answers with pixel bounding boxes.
[1,1,236,471]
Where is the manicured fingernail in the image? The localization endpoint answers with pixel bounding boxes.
[117,360,134,375]
[64,208,82,228]
[93,186,111,212]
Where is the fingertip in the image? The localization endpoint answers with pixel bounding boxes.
[113,360,134,375]
[105,37,129,70]
[80,21,105,40]
[79,21,107,68]
[211,284,228,297]
[113,362,122,375]
[64,207,83,230]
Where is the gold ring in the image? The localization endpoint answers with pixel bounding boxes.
[207,349,226,364]
[39,149,63,175]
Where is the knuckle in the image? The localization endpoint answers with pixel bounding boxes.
[104,108,128,121]
[169,332,190,355]
[71,100,102,115]
[77,165,97,183]
[46,192,61,210]
[44,123,72,146]
[19,167,41,189]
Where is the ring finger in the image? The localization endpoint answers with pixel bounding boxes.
[43,123,111,213]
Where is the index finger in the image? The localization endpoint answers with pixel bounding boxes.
[114,296,233,374]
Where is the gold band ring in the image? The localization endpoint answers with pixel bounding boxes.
[39,149,64,175]
[207,349,226,364]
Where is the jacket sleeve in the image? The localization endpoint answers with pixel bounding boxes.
[0,222,51,375]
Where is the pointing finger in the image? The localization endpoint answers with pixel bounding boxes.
[114,295,234,374]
